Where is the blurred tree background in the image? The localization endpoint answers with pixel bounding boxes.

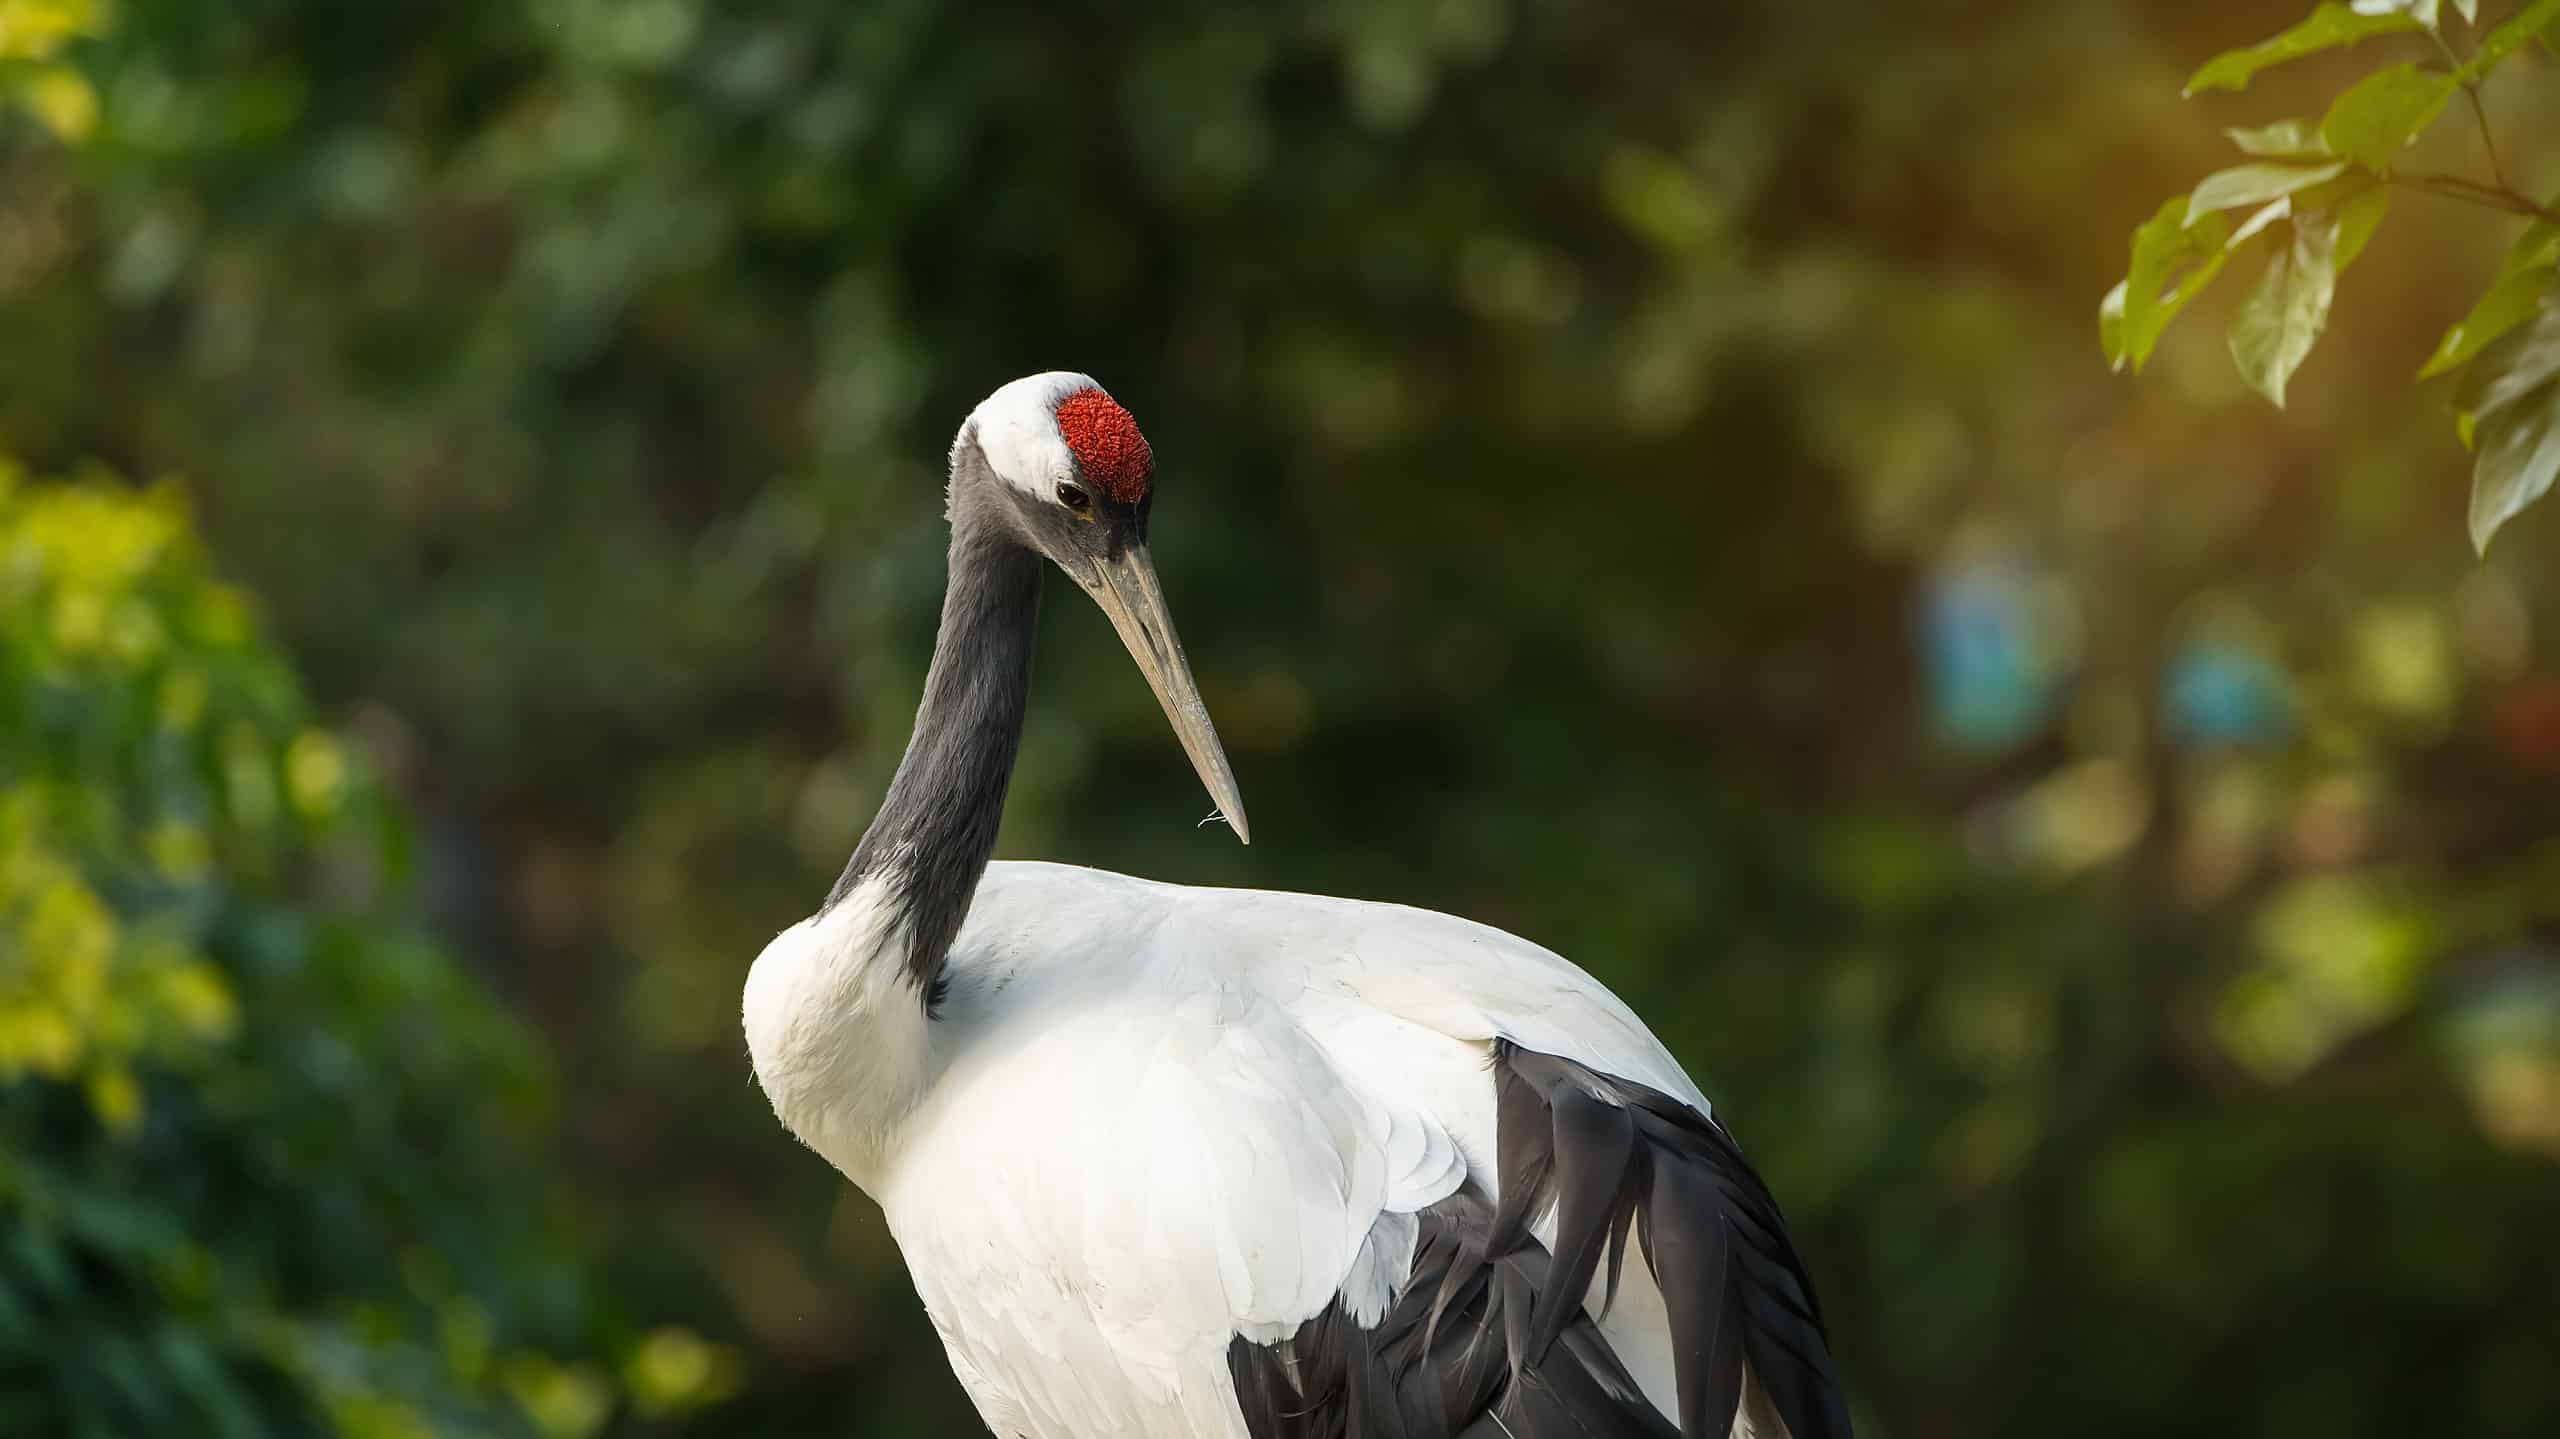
[2,0,2557,1435]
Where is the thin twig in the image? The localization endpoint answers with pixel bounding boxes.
[2460,87,2511,191]
[2428,14,2516,192]
[2388,171,2560,224]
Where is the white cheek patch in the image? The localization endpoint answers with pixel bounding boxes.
[966,371,1102,500]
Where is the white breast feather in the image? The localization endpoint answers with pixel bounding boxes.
[845,862,1713,1436]
[741,868,932,1185]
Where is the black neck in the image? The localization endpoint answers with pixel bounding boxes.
[828,499,1041,993]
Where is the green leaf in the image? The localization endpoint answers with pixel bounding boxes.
[2186,4,2428,94]
[2508,220,2560,274]
[2469,381,2560,552]
[2286,171,2382,217]
[2318,64,2457,169]
[2230,211,2342,407]
[2349,0,2442,27]
[2186,161,2349,224]
[2419,265,2555,378]
[2225,119,2331,158]
[2460,0,2560,78]
[2111,196,2235,373]
[2099,280,2129,369]
[2221,175,2384,262]
[2454,298,2560,423]
[2334,183,2391,270]
[2229,198,2297,249]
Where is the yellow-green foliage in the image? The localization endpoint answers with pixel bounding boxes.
[1,475,242,1127]
[0,0,103,137]
[0,468,733,1436]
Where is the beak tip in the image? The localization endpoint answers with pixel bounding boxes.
[1092,543,1252,849]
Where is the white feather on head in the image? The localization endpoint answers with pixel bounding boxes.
[959,371,1104,502]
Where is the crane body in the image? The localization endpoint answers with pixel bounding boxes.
[745,374,1850,1439]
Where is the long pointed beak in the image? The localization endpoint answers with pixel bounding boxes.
[1082,542,1251,844]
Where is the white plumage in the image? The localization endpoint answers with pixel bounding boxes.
[751,862,1692,1433]
[742,375,1849,1439]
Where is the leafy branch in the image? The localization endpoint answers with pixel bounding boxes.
[2102,0,2560,552]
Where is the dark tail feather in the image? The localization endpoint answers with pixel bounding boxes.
[1229,1044,1850,1439]
[1500,1042,1852,1439]
[1528,1084,1637,1360]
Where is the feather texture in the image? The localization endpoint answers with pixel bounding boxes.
[767,862,1848,1438]
[1227,1042,1850,1439]
[1227,1193,1673,1439]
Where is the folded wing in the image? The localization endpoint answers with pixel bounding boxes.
[1199,890,1853,1439]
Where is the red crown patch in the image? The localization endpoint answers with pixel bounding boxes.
[1054,388,1153,504]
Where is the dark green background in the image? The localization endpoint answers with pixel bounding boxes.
[3,1,2557,1434]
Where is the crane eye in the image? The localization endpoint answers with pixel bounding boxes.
[1056,482,1092,512]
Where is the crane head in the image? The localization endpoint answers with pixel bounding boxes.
[957,372,1249,845]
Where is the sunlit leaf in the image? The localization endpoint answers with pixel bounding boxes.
[2470,381,2560,552]
[2349,0,2441,28]
[2099,279,2129,369]
[2334,182,2391,269]
[2457,300,2560,546]
[2230,211,2343,407]
[2508,219,2560,274]
[2460,0,2560,78]
[2186,161,2349,224]
[2229,198,2295,249]
[2419,265,2555,379]
[2113,196,2234,373]
[2186,3,2428,95]
[2225,119,2331,158]
[2454,297,2560,422]
[2319,64,2457,169]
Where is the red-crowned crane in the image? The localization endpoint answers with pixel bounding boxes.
[743,373,1852,1439]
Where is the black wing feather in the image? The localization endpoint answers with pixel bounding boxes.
[1227,1043,1851,1439]
[1529,1084,1638,1361]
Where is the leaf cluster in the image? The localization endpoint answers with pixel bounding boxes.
[2103,0,2560,551]
[0,468,730,1437]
